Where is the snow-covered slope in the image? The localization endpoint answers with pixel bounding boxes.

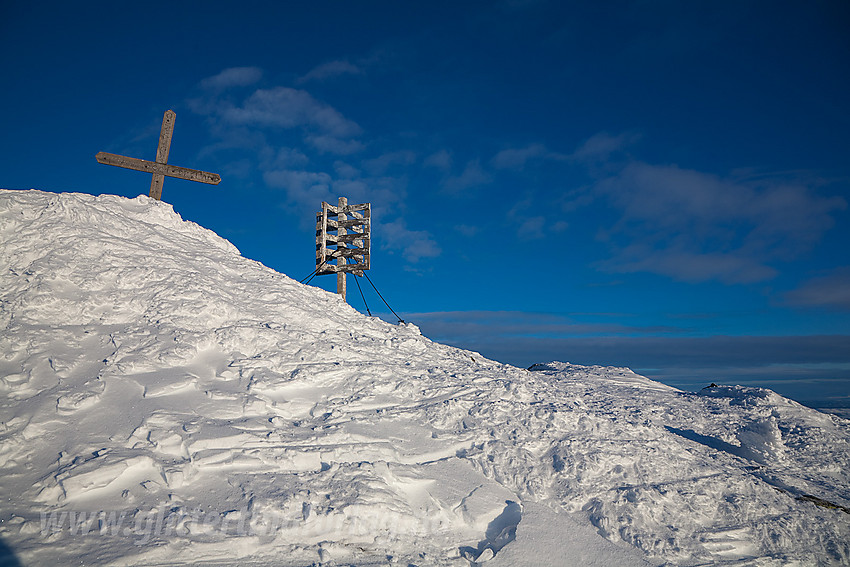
[1,189,848,566]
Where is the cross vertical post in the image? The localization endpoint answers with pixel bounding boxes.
[149,110,175,200]
[337,196,347,300]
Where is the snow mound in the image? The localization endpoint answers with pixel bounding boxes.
[1,189,849,566]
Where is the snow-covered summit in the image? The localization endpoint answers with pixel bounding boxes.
[1,189,848,566]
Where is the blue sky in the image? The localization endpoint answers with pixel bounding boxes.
[2,1,849,403]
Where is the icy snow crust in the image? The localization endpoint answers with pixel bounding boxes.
[1,189,849,566]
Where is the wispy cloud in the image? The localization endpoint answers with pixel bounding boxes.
[297,60,363,83]
[380,220,441,263]
[222,86,362,138]
[592,159,846,283]
[424,149,452,171]
[491,143,555,170]
[516,216,546,239]
[333,160,360,179]
[269,147,310,169]
[261,161,406,217]
[199,66,263,90]
[490,132,636,172]
[363,150,417,175]
[263,169,334,209]
[571,131,638,163]
[786,267,850,310]
[482,131,845,284]
[483,131,845,284]
[259,160,441,263]
[190,69,441,266]
[191,75,364,161]
[305,134,364,155]
[443,160,492,193]
[604,247,777,284]
[412,310,678,342]
[455,224,479,237]
[507,197,568,240]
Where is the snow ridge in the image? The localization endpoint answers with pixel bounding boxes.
[1,189,848,566]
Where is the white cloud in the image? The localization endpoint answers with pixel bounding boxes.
[602,246,778,284]
[189,67,438,268]
[192,72,364,158]
[263,169,334,209]
[331,179,371,203]
[512,215,568,240]
[602,162,844,243]
[363,151,416,175]
[306,134,364,155]
[199,67,263,90]
[298,60,363,83]
[517,216,546,239]
[333,161,360,179]
[219,158,254,179]
[223,87,362,138]
[455,224,480,237]
[197,84,364,156]
[491,144,551,169]
[409,310,665,341]
[424,150,452,171]
[507,197,568,240]
[195,128,271,159]
[572,131,638,162]
[592,160,847,283]
[270,147,310,168]
[380,220,441,263]
[551,220,569,232]
[260,161,414,247]
[786,267,850,310]
[444,160,492,193]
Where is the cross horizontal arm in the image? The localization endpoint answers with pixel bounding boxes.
[96,152,221,185]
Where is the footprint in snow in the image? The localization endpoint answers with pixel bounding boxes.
[460,500,522,563]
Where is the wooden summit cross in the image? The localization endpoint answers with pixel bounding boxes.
[96,110,220,200]
[316,197,371,302]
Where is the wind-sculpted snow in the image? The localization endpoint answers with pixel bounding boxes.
[1,189,848,566]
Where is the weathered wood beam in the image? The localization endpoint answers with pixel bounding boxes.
[337,196,347,300]
[317,263,368,274]
[330,247,368,258]
[317,202,330,268]
[320,233,369,244]
[321,202,370,216]
[324,218,369,229]
[96,152,221,185]
[149,110,175,199]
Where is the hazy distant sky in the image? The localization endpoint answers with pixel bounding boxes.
[2,1,848,402]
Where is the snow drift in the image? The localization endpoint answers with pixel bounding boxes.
[1,189,848,566]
